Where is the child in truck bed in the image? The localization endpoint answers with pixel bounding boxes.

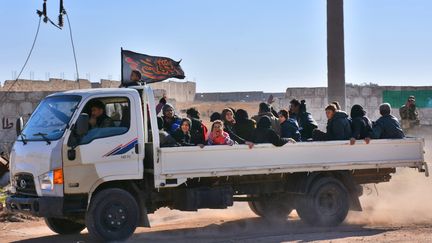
[208,120,234,146]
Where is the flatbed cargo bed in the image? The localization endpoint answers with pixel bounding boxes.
[154,138,427,187]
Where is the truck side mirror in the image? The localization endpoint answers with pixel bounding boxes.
[16,117,24,137]
[68,113,89,149]
[75,113,89,137]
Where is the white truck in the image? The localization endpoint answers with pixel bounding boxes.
[6,86,428,241]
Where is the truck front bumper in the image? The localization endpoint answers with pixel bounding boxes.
[6,195,63,218]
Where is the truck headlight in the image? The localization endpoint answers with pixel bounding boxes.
[39,168,63,191]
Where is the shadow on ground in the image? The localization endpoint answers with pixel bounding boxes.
[12,217,392,243]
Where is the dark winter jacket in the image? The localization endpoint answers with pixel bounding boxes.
[172,129,195,146]
[233,119,256,142]
[162,115,181,135]
[280,118,301,142]
[224,121,245,144]
[252,112,280,135]
[351,116,373,139]
[190,118,207,145]
[252,116,289,147]
[294,112,318,140]
[372,115,405,139]
[159,131,179,147]
[90,114,114,129]
[326,111,352,140]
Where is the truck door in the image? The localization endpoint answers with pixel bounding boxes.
[63,94,142,194]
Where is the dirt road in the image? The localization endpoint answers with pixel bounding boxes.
[2,168,432,243]
[2,202,432,243]
[2,165,431,242]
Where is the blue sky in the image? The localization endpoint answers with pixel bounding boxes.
[0,1,431,92]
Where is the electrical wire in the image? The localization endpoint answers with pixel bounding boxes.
[65,10,80,88]
[0,16,42,103]
[15,16,42,83]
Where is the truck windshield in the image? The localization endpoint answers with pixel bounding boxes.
[20,95,81,142]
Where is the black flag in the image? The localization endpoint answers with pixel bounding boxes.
[121,49,185,85]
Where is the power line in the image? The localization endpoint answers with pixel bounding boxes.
[0,16,42,104]
[65,10,80,88]
[15,16,42,83]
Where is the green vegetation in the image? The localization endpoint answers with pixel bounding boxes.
[0,188,6,205]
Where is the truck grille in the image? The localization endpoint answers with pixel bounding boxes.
[14,173,37,196]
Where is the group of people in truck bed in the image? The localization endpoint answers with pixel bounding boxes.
[120,70,406,147]
[156,96,405,148]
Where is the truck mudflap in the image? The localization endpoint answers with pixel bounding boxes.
[6,196,63,218]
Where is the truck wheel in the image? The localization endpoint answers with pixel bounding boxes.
[248,194,293,221]
[296,177,349,226]
[44,217,86,235]
[85,188,139,241]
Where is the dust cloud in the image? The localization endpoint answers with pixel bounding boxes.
[148,202,256,228]
[347,126,432,226]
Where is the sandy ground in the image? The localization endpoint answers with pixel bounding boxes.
[1,126,432,242]
[1,207,432,243]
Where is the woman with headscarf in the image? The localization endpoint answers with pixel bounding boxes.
[251,116,293,147]
[221,108,247,144]
[350,104,373,145]
[172,118,195,146]
[233,109,256,142]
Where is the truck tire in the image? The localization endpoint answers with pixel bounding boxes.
[248,194,293,221]
[85,188,139,241]
[296,177,349,226]
[44,217,86,235]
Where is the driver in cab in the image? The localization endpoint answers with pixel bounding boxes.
[88,100,114,129]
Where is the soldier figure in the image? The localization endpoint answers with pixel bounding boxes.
[399,95,419,129]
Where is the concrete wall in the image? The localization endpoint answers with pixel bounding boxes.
[195,92,285,102]
[278,84,432,128]
[1,79,92,91]
[149,81,196,102]
[0,91,55,154]
[1,78,196,102]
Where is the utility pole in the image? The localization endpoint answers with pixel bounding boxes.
[327,0,346,110]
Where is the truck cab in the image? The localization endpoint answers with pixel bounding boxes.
[7,87,151,237]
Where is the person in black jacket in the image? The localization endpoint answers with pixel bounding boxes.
[372,103,405,139]
[252,116,293,146]
[289,99,318,141]
[88,100,114,129]
[186,107,208,145]
[313,104,352,141]
[221,108,246,144]
[326,104,352,140]
[233,109,256,142]
[172,118,203,147]
[350,104,373,145]
[278,109,301,142]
